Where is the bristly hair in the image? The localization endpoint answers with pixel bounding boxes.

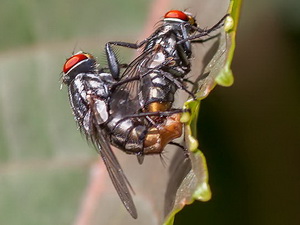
[99,44,127,72]
[153,19,164,31]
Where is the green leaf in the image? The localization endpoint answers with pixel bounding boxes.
[163,0,242,224]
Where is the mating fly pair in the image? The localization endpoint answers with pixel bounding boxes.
[62,10,227,219]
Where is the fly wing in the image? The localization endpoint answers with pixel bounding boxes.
[92,126,138,219]
[88,96,138,219]
[111,47,158,114]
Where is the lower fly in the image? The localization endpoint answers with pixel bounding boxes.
[62,51,139,218]
[61,47,186,218]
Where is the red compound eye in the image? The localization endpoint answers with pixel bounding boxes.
[63,53,89,74]
[164,10,189,21]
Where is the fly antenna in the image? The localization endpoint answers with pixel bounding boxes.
[72,41,79,55]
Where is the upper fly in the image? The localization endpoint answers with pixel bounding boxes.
[105,10,228,155]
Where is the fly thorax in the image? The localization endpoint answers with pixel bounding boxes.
[163,36,177,56]
[99,72,116,85]
[73,75,86,99]
[86,74,111,99]
[161,25,172,34]
[149,51,165,68]
[151,74,167,86]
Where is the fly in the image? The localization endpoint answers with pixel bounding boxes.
[61,10,227,219]
[62,49,180,218]
[62,51,138,218]
[106,10,228,155]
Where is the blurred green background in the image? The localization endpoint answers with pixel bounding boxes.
[0,0,299,225]
[176,1,300,225]
[0,1,152,225]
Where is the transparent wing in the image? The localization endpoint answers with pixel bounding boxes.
[93,126,137,219]
[111,47,158,114]
[88,96,138,219]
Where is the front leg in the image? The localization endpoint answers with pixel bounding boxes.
[105,40,149,80]
[180,22,192,56]
[107,41,140,49]
[105,43,122,80]
[177,14,229,44]
[104,42,143,80]
[107,29,161,50]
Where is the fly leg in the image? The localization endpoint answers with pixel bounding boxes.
[105,43,166,90]
[106,29,162,50]
[177,14,229,44]
[175,42,190,68]
[109,108,189,136]
[106,28,173,51]
[175,20,218,62]
[179,22,192,60]
[107,41,141,50]
[105,42,144,80]
[190,33,221,44]
[159,71,196,99]
[105,43,123,80]
[168,141,189,158]
[111,108,190,127]
[182,77,195,85]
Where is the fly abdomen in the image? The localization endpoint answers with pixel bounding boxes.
[106,112,183,156]
[106,114,148,154]
[140,70,177,109]
[125,125,147,153]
